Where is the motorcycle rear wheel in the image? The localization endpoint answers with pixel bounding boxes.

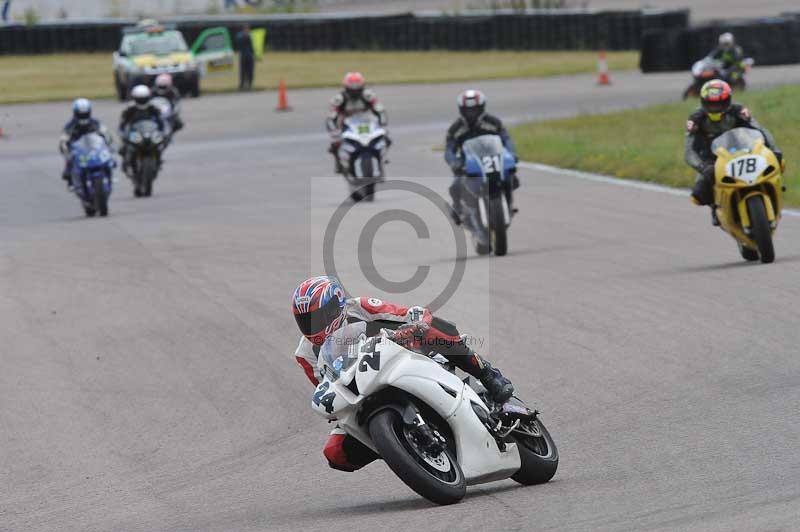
[746,196,775,263]
[369,409,465,505]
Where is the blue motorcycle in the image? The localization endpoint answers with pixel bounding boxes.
[68,132,115,217]
[459,134,517,256]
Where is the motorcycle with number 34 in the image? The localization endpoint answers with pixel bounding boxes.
[711,127,785,263]
[311,322,558,505]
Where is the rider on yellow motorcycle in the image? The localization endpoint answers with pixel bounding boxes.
[685,79,782,223]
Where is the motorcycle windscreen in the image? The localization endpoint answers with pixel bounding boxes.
[711,127,764,155]
[462,134,505,177]
[73,133,111,167]
[344,112,379,135]
[319,321,367,380]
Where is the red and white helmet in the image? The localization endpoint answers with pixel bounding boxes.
[457,89,486,125]
[154,73,173,94]
[343,72,366,99]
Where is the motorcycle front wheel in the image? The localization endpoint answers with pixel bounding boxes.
[747,196,775,263]
[510,417,559,485]
[369,409,466,505]
[489,197,508,256]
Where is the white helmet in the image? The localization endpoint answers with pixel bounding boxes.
[719,32,734,49]
[131,84,151,109]
[72,98,92,126]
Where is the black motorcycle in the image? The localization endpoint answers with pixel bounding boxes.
[123,119,166,197]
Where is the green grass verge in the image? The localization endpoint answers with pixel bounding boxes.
[511,84,800,206]
[0,50,638,104]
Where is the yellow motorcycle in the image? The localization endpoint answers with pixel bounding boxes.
[711,127,784,263]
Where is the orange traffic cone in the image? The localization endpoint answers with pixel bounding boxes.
[597,50,611,86]
[275,79,292,112]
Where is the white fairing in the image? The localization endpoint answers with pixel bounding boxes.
[727,154,768,185]
[312,323,521,485]
[337,113,388,184]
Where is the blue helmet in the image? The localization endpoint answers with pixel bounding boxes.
[72,98,92,125]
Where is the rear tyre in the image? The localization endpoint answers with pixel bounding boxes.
[511,418,559,486]
[746,196,775,263]
[489,197,508,256]
[369,409,466,505]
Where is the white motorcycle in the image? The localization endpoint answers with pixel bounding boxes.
[337,113,390,202]
[311,322,558,505]
[151,96,175,142]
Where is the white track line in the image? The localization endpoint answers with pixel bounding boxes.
[519,160,800,218]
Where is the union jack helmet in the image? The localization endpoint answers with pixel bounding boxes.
[292,276,347,346]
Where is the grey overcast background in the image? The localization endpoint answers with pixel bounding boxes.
[4,0,798,21]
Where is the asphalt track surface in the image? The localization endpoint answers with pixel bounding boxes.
[3,67,800,532]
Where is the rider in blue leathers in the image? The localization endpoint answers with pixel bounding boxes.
[59,98,111,189]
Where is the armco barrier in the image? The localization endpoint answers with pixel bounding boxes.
[0,9,688,55]
[640,16,800,72]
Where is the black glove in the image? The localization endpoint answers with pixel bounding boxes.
[450,161,465,176]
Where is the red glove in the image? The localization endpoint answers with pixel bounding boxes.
[390,321,430,350]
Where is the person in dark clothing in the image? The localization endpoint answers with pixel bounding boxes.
[685,79,781,223]
[235,25,255,91]
[444,89,519,223]
[118,85,166,175]
[59,98,111,189]
[707,32,746,83]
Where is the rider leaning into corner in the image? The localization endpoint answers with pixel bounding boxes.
[59,98,112,190]
[444,89,519,224]
[325,72,389,175]
[291,276,515,472]
[685,79,782,223]
[708,32,746,83]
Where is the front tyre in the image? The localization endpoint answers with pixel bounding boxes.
[489,197,508,256]
[93,175,109,217]
[510,417,559,485]
[369,409,466,505]
[746,196,775,263]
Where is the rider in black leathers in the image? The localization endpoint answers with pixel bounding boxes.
[118,85,165,175]
[685,79,781,221]
[444,89,518,223]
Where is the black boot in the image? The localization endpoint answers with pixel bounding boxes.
[691,169,714,206]
[711,206,720,226]
[479,362,514,404]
